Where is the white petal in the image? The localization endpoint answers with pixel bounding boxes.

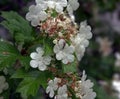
[46,86,51,93]
[62,58,68,64]
[29,5,36,12]
[54,44,60,53]
[30,52,38,59]
[31,18,39,26]
[49,90,55,98]
[35,0,43,4]
[58,0,67,7]
[55,4,63,13]
[54,77,61,84]
[36,47,44,55]
[64,45,75,54]
[38,62,47,71]
[68,0,79,11]
[56,51,64,60]
[48,80,54,86]
[47,1,55,8]
[115,53,120,59]
[38,11,47,21]
[81,40,89,47]
[36,4,47,10]
[67,4,73,15]
[75,45,85,61]
[43,56,51,65]
[67,54,74,63]
[58,39,65,49]
[30,60,38,68]
[26,13,33,21]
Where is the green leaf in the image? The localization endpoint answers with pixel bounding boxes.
[43,38,54,55]
[62,61,77,73]
[19,56,31,70]
[51,10,58,17]
[1,11,34,43]
[12,69,53,97]
[0,41,20,70]
[17,77,40,97]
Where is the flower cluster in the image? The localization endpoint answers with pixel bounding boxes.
[74,71,96,99]
[26,0,79,26]
[46,77,68,99]
[46,71,96,99]
[27,0,96,99]
[54,39,75,64]
[28,0,92,67]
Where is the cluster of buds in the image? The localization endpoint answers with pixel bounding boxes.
[26,0,96,99]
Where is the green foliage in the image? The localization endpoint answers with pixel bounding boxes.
[12,69,53,98]
[19,56,31,70]
[62,61,77,73]
[43,38,54,56]
[1,11,34,43]
[0,41,20,70]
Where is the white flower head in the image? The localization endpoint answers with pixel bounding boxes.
[36,0,67,13]
[75,71,96,99]
[115,52,120,67]
[55,85,68,99]
[26,4,48,26]
[30,47,51,71]
[67,0,80,15]
[46,77,61,98]
[0,76,9,94]
[54,39,75,64]
[79,21,92,40]
[71,21,92,61]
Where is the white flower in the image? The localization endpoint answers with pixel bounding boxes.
[67,0,79,15]
[0,76,9,94]
[54,39,75,64]
[79,21,92,40]
[112,74,120,98]
[115,52,120,67]
[36,0,67,13]
[75,71,96,99]
[46,77,61,98]
[55,85,68,99]
[30,47,51,71]
[26,4,47,26]
[71,21,92,61]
